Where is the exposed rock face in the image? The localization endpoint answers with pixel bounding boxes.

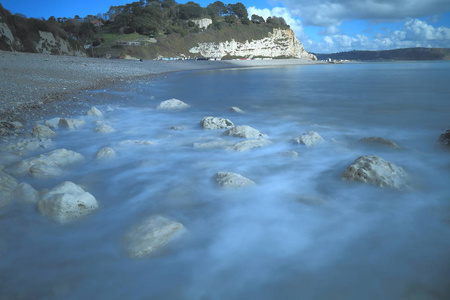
[293,131,324,147]
[228,139,272,152]
[4,148,84,178]
[215,172,255,189]
[190,28,316,60]
[438,130,450,147]
[200,116,234,129]
[223,125,267,139]
[342,155,410,190]
[156,99,190,110]
[124,215,187,258]
[32,124,56,138]
[0,19,21,50]
[359,137,400,150]
[0,170,18,208]
[37,181,98,224]
[192,18,212,30]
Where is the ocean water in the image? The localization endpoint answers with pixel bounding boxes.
[1,61,450,300]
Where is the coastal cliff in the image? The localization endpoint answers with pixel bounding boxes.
[189,28,316,60]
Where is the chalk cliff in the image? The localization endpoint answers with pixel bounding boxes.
[189,28,316,60]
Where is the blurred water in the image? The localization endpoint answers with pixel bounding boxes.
[1,61,450,300]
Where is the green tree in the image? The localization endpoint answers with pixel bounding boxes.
[251,14,265,24]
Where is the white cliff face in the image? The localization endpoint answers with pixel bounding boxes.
[36,31,85,56]
[192,18,213,30]
[0,19,21,50]
[189,28,316,60]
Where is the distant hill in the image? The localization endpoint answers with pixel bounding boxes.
[314,48,450,61]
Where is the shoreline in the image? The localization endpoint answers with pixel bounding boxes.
[0,50,322,132]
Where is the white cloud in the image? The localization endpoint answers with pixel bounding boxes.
[280,0,450,27]
[248,6,305,38]
[305,18,450,53]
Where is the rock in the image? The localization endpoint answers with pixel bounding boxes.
[293,131,324,147]
[95,147,116,159]
[342,155,410,190]
[223,125,267,139]
[59,118,86,130]
[437,130,450,147]
[0,138,52,156]
[200,116,234,130]
[86,107,104,118]
[215,172,256,189]
[14,182,39,204]
[359,137,400,150]
[95,124,115,133]
[37,181,98,224]
[169,126,185,130]
[228,139,272,152]
[44,117,61,129]
[193,138,233,149]
[124,215,187,258]
[0,152,22,165]
[156,99,190,110]
[116,140,157,148]
[282,151,300,158]
[0,170,19,208]
[32,124,56,138]
[0,121,22,135]
[4,148,84,178]
[229,106,244,113]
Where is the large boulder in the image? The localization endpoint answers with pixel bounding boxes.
[124,215,187,258]
[200,116,234,130]
[342,155,410,190]
[4,148,84,178]
[0,170,19,208]
[59,118,86,130]
[359,137,400,150]
[438,130,450,147]
[156,99,190,110]
[293,131,324,147]
[44,117,61,129]
[228,139,272,152]
[32,124,56,138]
[223,125,267,139]
[215,172,256,189]
[37,181,98,224]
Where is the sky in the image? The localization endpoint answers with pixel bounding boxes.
[1,0,450,53]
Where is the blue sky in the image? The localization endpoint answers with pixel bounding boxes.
[1,0,449,53]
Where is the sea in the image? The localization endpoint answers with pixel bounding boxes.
[1,61,450,300]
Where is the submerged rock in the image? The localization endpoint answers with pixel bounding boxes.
[223,125,267,139]
[116,140,157,148]
[342,155,410,190]
[156,99,190,110]
[59,118,86,130]
[14,182,39,204]
[37,181,98,224]
[32,124,56,138]
[86,107,104,118]
[437,130,450,147]
[95,124,115,133]
[124,215,187,258]
[228,139,272,152]
[95,147,116,159]
[359,137,400,150]
[200,116,234,130]
[293,131,324,147]
[215,172,256,189]
[0,138,52,156]
[0,170,19,208]
[4,148,84,178]
[193,138,232,149]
